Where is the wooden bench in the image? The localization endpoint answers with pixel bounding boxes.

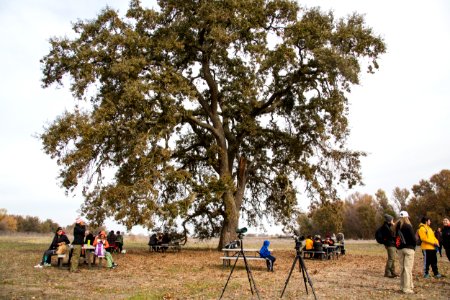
[220,256,269,266]
[149,243,181,253]
[93,255,105,267]
[57,254,67,268]
[302,250,328,260]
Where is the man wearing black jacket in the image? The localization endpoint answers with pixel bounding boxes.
[442,218,450,262]
[70,218,86,273]
[381,214,398,278]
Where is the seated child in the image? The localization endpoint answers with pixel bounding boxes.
[259,240,276,271]
[93,231,118,269]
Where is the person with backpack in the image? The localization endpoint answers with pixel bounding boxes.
[395,211,416,294]
[378,214,398,278]
[442,218,450,262]
[418,216,442,278]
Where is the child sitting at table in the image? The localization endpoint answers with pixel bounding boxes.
[259,240,276,272]
[93,231,118,269]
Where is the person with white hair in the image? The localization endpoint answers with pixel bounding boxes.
[70,217,86,273]
[395,211,417,294]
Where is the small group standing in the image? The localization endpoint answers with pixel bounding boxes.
[379,211,447,294]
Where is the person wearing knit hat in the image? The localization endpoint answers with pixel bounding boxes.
[380,214,398,278]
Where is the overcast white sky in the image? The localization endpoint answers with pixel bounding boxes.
[0,0,449,234]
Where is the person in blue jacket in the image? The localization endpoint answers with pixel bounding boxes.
[259,240,276,271]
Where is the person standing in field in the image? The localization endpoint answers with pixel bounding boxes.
[434,227,443,257]
[70,217,86,273]
[115,231,124,253]
[418,216,442,278]
[381,214,398,278]
[442,218,450,262]
[395,211,416,294]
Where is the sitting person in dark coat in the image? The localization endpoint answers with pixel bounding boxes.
[148,233,158,251]
[34,227,70,268]
[313,235,323,259]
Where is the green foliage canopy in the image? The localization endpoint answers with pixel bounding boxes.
[40,0,385,246]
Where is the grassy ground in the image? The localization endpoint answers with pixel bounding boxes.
[0,234,449,299]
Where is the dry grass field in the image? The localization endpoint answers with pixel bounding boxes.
[0,234,449,299]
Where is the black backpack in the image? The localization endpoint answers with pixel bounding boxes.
[375,226,385,244]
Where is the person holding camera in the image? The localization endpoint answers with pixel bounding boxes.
[259,240,276,272]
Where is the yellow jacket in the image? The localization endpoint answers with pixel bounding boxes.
[305,238,314,250]
[418,223,439,250]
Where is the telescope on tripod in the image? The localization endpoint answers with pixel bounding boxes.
[219,227,261,300]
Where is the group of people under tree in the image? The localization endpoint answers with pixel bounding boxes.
[34,218,123,271]
[148,231,172,251]
[378,211,449,294]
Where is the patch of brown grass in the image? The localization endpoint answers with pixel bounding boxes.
[0,235,449,299]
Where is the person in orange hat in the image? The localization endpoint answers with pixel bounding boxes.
[93,231,118,269]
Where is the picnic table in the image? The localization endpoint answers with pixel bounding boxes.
[58,244,97,269]
[302,244,340,260]
[220,248,272,267]
[149,242,181,253]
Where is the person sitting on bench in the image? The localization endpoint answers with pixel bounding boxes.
[259,240,276,272]
[313,235,323,259]
[34,227,70,268]
[93,231,118,269]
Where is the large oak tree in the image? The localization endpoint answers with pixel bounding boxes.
[40,0,385,248]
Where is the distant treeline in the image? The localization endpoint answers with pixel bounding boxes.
[297,169,450,239]
[0,210,60,233]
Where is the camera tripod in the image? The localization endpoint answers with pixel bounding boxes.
[219,236,261,300]
[280,249,317,299]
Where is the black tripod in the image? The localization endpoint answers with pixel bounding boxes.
[280,249,317,299]
[219,236,261,300]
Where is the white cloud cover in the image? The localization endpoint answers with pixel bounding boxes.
[0,0,449,233]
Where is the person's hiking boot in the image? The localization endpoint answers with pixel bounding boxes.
[423,274,430,279]
[434,273,442,278]
[34,264,43,268]
[43,263,52,267]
